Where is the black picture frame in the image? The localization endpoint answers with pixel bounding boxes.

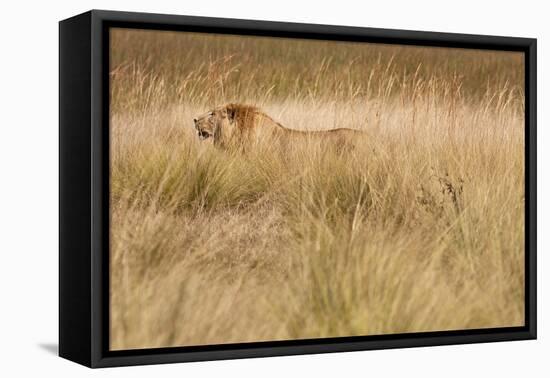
[59,9,537,368]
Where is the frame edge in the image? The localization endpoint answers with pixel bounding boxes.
[59,11,94,368]
[526,38,537,340]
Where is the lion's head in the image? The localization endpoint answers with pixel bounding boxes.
[193,106,229,142]
[193,104,258,147]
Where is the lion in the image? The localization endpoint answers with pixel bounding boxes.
[193,103,364,150]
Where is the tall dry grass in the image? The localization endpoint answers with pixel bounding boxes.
[109,28,525,350]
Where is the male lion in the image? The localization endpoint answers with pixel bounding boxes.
[193,103,363,150]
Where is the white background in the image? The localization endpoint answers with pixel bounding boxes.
[0,0,547,376]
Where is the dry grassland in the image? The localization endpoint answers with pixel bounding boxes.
[109,29,525,350]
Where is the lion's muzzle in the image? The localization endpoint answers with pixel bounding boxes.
[198,130,211,140]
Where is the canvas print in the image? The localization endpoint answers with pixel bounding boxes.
[109,28,525,350]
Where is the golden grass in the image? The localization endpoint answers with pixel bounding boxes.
[109,28,525,350]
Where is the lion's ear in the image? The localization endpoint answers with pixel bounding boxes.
[226,106,237,122]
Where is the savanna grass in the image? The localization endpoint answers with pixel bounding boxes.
[109,28,524,350]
